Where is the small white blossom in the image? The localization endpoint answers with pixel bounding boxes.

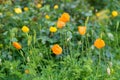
[91,45,95,50]
[67,37,71,42]
[107,33,114,41]
[78,41,82,45]
[107,67,111,75]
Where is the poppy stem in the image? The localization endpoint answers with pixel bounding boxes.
[85,16,89,27]
[20,49,26,56]
[94,50,101,80]
[20,49,27,64]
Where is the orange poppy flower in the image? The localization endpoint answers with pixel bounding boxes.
[51,44,62,55]
[12,42,22,50]
[78,26,86,35]
[57,21,66,28]
[94,38,105,49]
[58,12,70,23]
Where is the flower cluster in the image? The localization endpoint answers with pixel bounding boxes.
[57,12,70,28]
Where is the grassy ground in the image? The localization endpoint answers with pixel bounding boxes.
[0,0,120,80]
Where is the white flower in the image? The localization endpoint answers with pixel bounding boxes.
[78,41,82,45]
[107,33,114,41]
[107,67,111,75]
[91,45,95,50]
[67,37,71,42]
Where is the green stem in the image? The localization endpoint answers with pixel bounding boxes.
[102,50,107,66]
[94,50,101,80]
[85,16,89,27]
[81,36,84,58]
[20,49,27,64]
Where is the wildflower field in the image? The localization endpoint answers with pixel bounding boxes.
[0,0,120,80]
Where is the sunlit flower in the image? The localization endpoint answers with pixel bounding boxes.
[57,21,65,28]
[78,26,86,35]
[22,26,29,33]
[58,12,70,23]
[12,42,22,50]
[112,11,118,17]
[25,69,29,74]
[96,12,100,17]
[54,5,58,9]
[36,3,42,8]
[49,26,57,32]
[14,8,22,14]
[45,15,50,19]
[95,10,109,20]
[24,7,29,11]
[94,38,105,49]
[95,10,109,17]
[51,44,62,55]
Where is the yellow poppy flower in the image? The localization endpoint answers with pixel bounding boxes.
[36,4,42,8]
[14,8,22,14]
[54,5,58,9]
[24,7,29,11]
[22,26,29,33]
[49,26,57,32]
[112,11,118,17]
[45,15,50,19]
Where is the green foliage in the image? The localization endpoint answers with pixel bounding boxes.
[0,0,120,80]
